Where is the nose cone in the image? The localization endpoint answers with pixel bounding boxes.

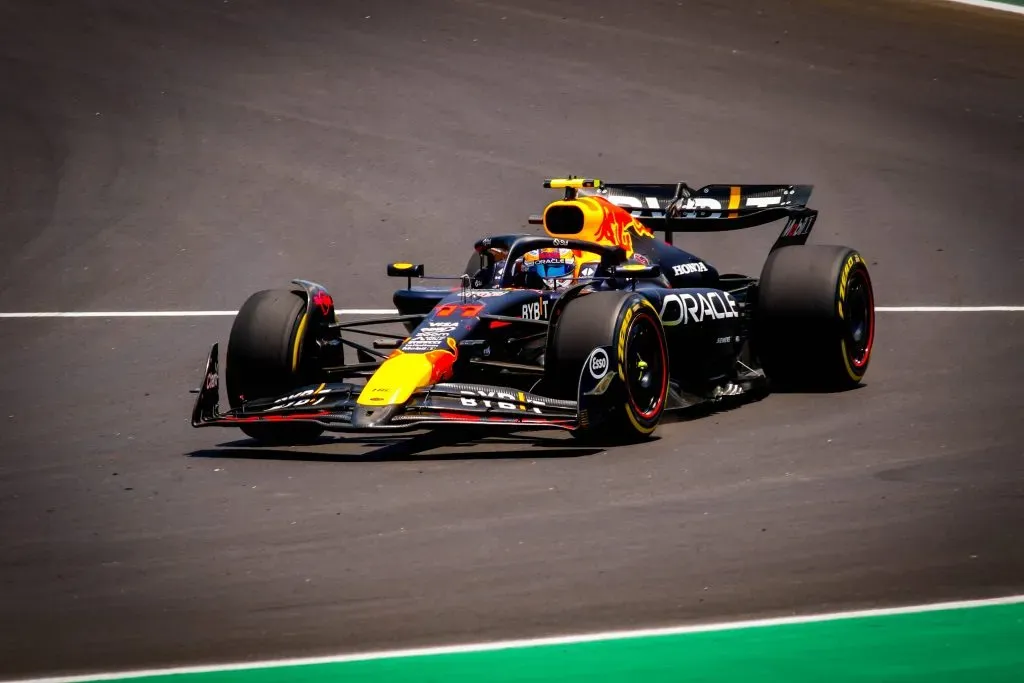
[357,353,434,407]
[350,404,401,428]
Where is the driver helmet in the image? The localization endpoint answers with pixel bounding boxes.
[521,248,577,289]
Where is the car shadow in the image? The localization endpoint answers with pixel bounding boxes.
[660,381,866,425]
[660,386,771,424]
[187,429,604,462]
[186,381,867,463]
[774,382,868,395]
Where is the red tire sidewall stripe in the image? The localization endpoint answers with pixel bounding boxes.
[629,309,669,421]
[850,265,875,369]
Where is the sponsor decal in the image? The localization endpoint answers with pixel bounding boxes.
[204,372,218,391]
[782,214,815,238]
[631,253,651,266]
[311,290,334,317]
[578,263,598,279]
[402,321,460,351]
[580,198,655,254]
[521,299,550,320]
[667,195,785,219]
[602,193,665,215]
[425,341,459,383]
[267,386,331,411]
[672,262,709,276]
[588,348,609,380]
[659,291,739,326]
[528,248,574,269]
[595,215,654,254]
[459,389,546,414]
[464,290,509,298]
[837,252,864,320]
[599,188,794,220]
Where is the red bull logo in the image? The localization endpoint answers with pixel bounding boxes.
[424,337,458,383]
[541,195,656,257]
[593,199,655,255]
[357,336,458,407]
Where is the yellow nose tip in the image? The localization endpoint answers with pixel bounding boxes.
[356,353,434,406]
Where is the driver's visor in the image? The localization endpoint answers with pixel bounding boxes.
[534,262,573,279]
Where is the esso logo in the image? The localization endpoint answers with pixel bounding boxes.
[589,348,609,379]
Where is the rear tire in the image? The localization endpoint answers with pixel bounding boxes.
[226,289,325,444]
[754,245,875,391]
[548,292,669,444]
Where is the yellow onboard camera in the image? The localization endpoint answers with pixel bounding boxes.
[543,178,602,190]
[386,262,425,278]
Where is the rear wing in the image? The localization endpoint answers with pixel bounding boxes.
[530,178,818,250]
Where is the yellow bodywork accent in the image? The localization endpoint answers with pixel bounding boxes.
[392,262,414,269]
[727,186,741,218]
[291,312,309,373]
[356,353,434,406]
[542,198,606,237]
[619,263,647,272]
[546,178,601,189]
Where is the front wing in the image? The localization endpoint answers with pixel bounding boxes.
[190,344,583,433]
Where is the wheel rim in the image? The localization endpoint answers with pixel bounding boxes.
[625,314,667,419]
[844,269,874,368]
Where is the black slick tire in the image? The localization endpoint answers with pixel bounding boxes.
[226,289,324,444]
[754,245,876,391]
[548,291,669,444]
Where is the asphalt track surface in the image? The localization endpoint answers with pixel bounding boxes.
[1,0,1022,678]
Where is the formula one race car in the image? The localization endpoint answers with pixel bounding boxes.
[190,177,875,445]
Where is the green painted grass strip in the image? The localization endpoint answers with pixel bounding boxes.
[108,602,1024,683]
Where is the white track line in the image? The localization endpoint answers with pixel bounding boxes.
[0,311,397,319]
[875,306,1024,312]
[0,306,1022,319]
[936,0,1024,15]
[0,311,239,318]
[7,593,1024,683]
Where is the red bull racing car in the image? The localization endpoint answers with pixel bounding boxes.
[190,178,875,445]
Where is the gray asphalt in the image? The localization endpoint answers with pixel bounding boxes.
[1,0,1023,677]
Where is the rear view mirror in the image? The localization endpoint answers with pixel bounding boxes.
[611,264,661,279]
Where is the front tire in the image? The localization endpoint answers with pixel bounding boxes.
[754,245,876,390]
[548,292,670,444]
[226,289,325,444]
